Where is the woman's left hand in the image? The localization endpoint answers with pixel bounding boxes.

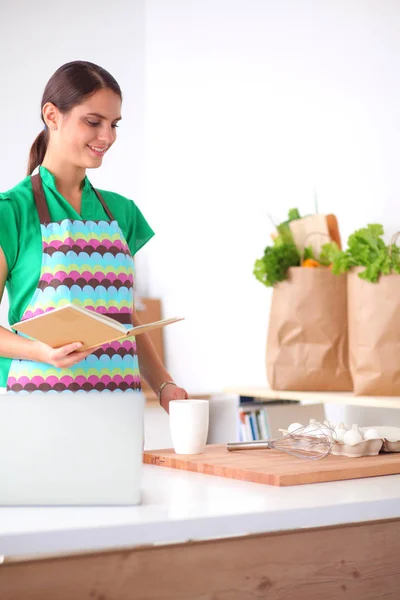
[160,383,188,413]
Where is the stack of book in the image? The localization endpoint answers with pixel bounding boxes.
[239,403,270,441]
[238,397,300,442]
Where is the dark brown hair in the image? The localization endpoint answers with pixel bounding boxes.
[27,61,122,175]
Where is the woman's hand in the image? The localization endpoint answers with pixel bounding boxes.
[160,383,188,414]
[33,341,100,368]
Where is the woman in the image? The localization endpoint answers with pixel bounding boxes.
[0,60,187,410]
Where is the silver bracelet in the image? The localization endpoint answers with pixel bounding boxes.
[158,381,177,403]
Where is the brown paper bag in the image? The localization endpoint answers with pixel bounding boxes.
[348,267,400,395]
[266,267,353,391]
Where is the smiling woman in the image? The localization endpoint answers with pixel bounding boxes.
[0,60,188,407]
[39,86,122,209]
[28,61,122,178]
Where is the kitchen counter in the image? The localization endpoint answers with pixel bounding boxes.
[1,464,400,558]
[1,465,400,599]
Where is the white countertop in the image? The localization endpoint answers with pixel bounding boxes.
[1,465,400,559]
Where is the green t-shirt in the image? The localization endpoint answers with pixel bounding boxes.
[0,166,154,387]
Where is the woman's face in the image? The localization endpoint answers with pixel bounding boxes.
[52,88,122,169]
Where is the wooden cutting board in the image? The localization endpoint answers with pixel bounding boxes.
[143,444,400,486]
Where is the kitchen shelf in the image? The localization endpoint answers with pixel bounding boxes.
[223,386,400,410]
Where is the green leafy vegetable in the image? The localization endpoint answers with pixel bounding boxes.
[253,243,300,287]
[254,209,302,287]
[276,208,302,245]
[319,242,342,267]
[303,246,315,261]
[288,208,301,221]
[327,224,399,283]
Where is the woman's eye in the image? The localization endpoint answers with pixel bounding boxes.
[86,120,119,129]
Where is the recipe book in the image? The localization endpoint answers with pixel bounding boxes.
[12,304,184,350]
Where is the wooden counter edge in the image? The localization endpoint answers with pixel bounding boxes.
[1,517,400,599]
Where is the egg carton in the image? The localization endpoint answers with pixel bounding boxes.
[332,425,400,457]
[285,420,400,459]
[331,438,383,458]
[364,427,400,452]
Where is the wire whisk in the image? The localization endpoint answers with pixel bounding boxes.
[226,422,334,460]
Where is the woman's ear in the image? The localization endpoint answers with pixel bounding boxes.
[42,102,60,131]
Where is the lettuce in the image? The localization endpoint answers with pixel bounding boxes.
[326,224,397,283]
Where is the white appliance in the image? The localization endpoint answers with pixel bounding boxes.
[0,391,145,506]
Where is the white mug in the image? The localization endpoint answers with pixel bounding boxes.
[169,399,209,454]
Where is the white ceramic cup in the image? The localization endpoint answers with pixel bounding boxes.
[169,400,209,455]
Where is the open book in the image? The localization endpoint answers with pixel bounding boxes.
[12,304,184,351]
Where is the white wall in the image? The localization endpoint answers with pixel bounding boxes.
[0,0,147,326]
[2,1,400,405]
[0,1,146,195]
[144,0,400,395]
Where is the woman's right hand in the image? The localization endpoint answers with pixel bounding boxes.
[33,341,99,368]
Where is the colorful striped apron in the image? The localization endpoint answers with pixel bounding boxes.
[7,174,141,394]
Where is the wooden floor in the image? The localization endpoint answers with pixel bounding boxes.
[1,518,400,599]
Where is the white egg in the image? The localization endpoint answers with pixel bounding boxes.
[343,424,363,446]
[287,422,303,433]
[363,428,381,441]
[334,422,347,442]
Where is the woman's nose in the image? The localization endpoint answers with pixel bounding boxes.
[98,124,115,144]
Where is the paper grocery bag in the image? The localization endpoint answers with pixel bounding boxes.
[266,267,353,391]
[348,267,400,395]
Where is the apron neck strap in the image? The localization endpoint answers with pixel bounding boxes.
[31,174,116,223]
[91,186,115,221]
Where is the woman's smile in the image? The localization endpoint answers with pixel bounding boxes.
[87,144,109,157]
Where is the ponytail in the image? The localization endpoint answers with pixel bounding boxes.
[27,129,48,175]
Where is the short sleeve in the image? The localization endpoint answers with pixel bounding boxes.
[0,195,19,273]
[125,201,155,256]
